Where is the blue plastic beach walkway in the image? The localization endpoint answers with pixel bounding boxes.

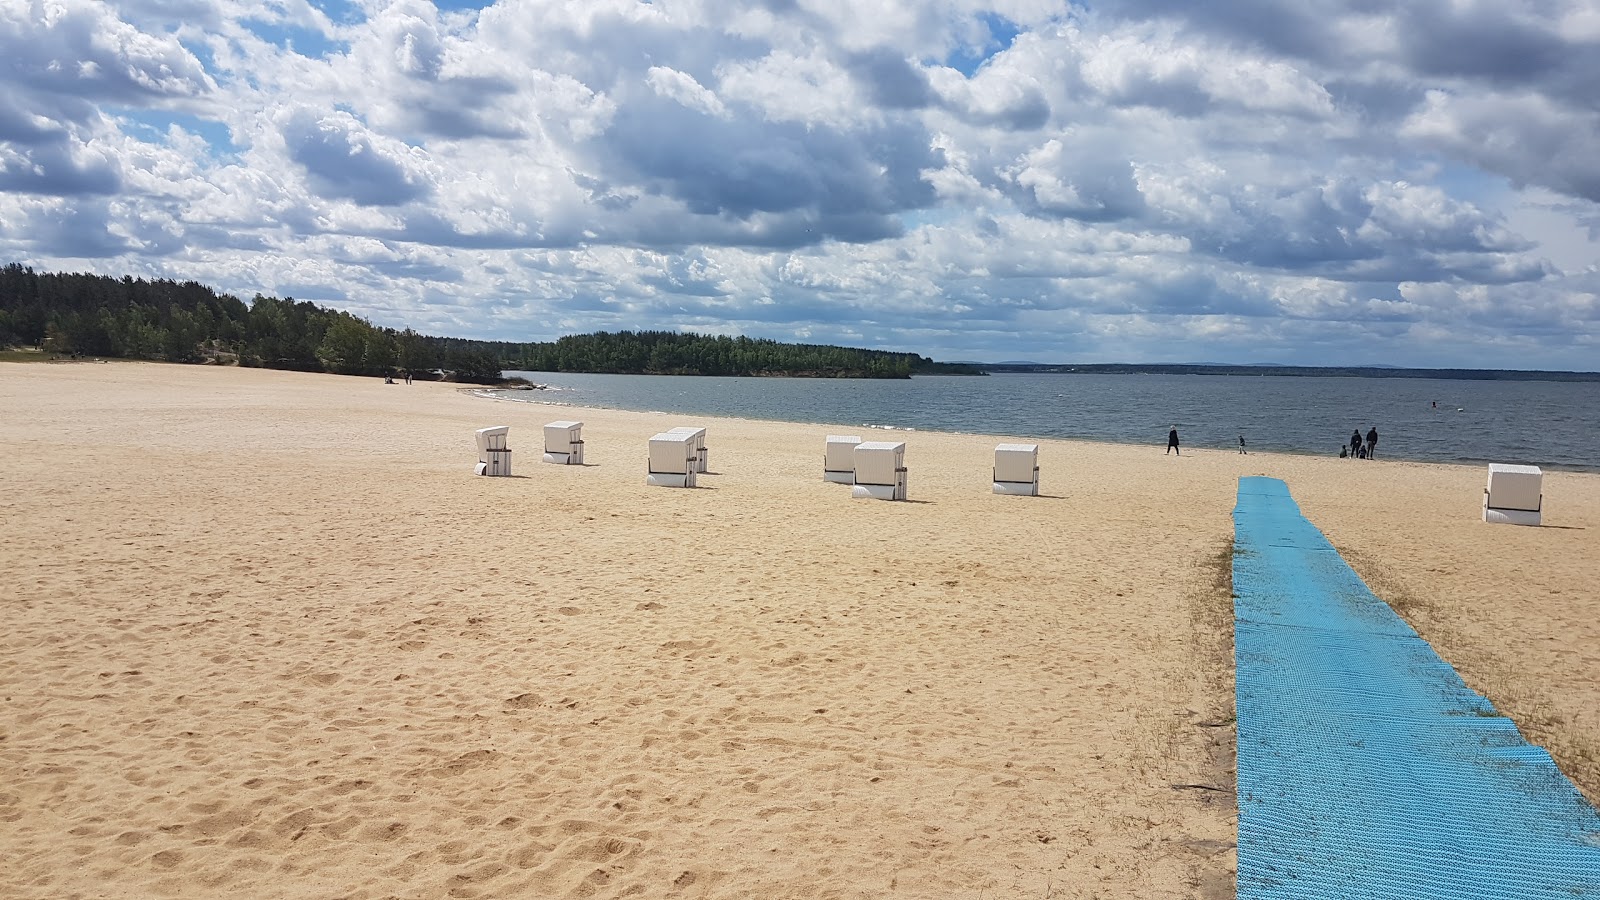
[1233,477,1600,899]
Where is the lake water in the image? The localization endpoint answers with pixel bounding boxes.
[490,371,1600,472]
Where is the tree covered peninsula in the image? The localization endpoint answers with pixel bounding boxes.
[0,266,980,381]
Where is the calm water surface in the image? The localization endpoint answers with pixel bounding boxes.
[492,371,1600,472]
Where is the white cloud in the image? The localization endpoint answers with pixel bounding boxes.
[2,0,215,102]
[645,66,728,118]
[0,0,1596,369]
[1077,25,1335,119]
[277,106,435,206]
[717,51,868,127]
[1402,89,1600,202]
[1005,136,1146,222]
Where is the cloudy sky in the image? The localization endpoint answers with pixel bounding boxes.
[2,0,1598,368]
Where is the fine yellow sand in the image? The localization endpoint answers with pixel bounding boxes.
[1,362,1595,899]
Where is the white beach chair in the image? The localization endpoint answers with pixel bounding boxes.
[666,426,710,473]
[542,421,584,465]
[993,443,1040,496]
[647,432,698,488]
[1483,463,1542,526]
[824,435,862,483]
[851,441,907,501]
[474,425,511,476]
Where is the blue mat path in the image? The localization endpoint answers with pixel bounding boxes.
[1233,476,1600,899]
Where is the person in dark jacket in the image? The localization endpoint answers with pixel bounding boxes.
[1366,426,1379,460]
[1350,429,1363,459]
[1167,426,1180,455]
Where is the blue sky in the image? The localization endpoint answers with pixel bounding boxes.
[1,0,1597,368]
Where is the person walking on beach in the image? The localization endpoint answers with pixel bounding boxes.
[1350,429,1363,459]
[1366,426,1379,460]
[1238,435,1247,454]
[1167,426,1180,455]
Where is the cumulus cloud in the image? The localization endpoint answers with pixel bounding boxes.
[645,66,729,118]
[844,48,935,110]
[1402,89,1600,202]
[334,0,529,139]
[927,56,1051,129]
[0,194,130,257]
[0,138,121,196]
[1004,137,1146,222]
[0,0,213,197]
[278,107,433,206]
[1075,25,1335,119]
[599,88,941,244]
[716,50,867,127]
[0,0,1595,368]
[1,0,214,104]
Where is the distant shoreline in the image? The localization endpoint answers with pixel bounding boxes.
[975,363,1600,383]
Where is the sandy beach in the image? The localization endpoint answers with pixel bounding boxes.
[2,362,1596,899]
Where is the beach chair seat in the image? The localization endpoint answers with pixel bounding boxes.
[666,426,709,473]
[824,435,862,483]
[474,426,511,476]
[993,443,1039,496]
[647,432,698,487]
[851,441,907,501]
[543,421,584,465]
[1483,463,1541,526]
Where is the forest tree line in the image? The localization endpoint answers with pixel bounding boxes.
[517,331,980,377]
[0,266,981,381]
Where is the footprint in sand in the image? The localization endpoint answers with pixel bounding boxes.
[659,640,715,659]
[448,861,508,889]
[422,749,499,778]
[357,821,409,843]
[150,849,184,869]
[507,842,556,869]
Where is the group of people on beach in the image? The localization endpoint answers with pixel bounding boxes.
[1342,427,1379,459]
[1164,425,1378,458]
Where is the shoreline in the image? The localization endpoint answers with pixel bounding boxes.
[3,361,1596,898]
[474,384,1600,475]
